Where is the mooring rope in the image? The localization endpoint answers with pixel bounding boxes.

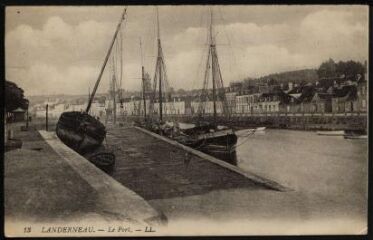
[229,129,257,152]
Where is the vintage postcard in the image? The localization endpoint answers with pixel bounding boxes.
[4,5,369,236]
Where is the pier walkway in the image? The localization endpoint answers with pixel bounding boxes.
[4,126,163,236]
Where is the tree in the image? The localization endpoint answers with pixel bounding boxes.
[336,60,365,80]
[176,88,186,95]
[267,78,278,86]
[5,81,28,142]
[317,58,337,78]
[317,59,366,80]
[5,80,29,113]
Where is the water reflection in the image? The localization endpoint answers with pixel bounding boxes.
[201,148,238,165]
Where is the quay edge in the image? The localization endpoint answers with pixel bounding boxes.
[39,130,167,226]
[134,126,290,192]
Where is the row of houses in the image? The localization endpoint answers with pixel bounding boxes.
[29,75,367,120]
[232,77,367,115]
[116,77,367,117]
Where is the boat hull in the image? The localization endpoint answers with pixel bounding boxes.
[344,135,367,139]
[316,130,345,136]
[197,129,238,147]
[56,111,106,154]
[175,132,237,150]
[173,135,204,148]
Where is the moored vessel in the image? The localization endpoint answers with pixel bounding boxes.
[344,134,367,139]
[56,111,106,154]
[176,8,237,150]
[56,9,127,160]
[316,130,345,136]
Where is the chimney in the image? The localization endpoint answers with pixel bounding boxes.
[288,82,293,91]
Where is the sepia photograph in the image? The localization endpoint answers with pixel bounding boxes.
[4,4,369,236]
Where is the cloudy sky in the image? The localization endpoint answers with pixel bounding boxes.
[6,5,368,96]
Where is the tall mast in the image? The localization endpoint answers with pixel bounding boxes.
[156,7,163,121]
[88,87,90,106]
[112,58,117,124]
[86,8,127,113]
[119,25,123,102]
[210,8,217,122]
[112,75,117,124]
[140,39,146,119]
[198,7,230,121]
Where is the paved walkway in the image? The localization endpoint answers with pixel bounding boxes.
[4,127,163,236]
[39,131,163,225]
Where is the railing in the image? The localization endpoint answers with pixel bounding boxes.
[124,111,367,118]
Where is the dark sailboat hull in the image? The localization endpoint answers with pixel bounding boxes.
[56,111,106,154]
[197,129,238,148]
[177,126,238,150]
[173,135,204,148]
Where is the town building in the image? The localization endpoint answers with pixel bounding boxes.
[225,91,237,114]
[11,107,26,122]
[235,93,261,114]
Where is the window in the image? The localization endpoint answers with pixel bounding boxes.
[362,100,366,108]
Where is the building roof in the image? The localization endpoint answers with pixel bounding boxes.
[317,92,333,100]
[299,86,316,103]
[260,90,291,104]
[287,86,302,94]
[333,85,357,100]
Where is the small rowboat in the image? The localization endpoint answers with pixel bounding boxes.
[344,135,368,140]
[244,127,266,132]
[87,152,115,173]
[316,130,345,136]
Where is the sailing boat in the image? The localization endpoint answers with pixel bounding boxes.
[146,7,175,134]
[133,39,150,127]
[176,8,237,150]
[56,8,127,155]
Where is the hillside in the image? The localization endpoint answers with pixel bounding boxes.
[243,69,319,86]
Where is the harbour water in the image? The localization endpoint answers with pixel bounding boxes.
[230,128,368,222]
[148,128,368,230]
